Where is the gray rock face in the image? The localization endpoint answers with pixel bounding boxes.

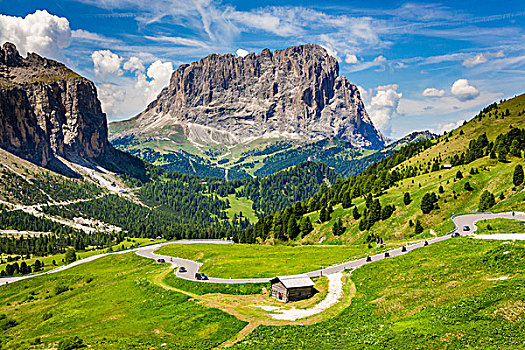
[123,44,386,149]
[0,43,109,166]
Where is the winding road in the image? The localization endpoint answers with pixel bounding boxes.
[2,211,524,287]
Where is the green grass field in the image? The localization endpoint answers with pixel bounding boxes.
[0,253,246,349]
[234,238,525,349]
[164,272,266,295]
[156,243,395,279]
[476,218,525,234]
[224,194,258,223]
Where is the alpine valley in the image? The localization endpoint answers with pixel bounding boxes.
[0,22,524,350]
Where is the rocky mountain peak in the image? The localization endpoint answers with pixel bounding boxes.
[0,43,110,167]
[117,44,386,150]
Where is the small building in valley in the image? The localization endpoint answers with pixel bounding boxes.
[270,274,315,302]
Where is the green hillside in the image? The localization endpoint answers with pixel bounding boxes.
[241,94,525,245]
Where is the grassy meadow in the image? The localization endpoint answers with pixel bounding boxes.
[156,243,396,279]
[235,238,525,349]
[0,253,246,349]
[476,218,525,234]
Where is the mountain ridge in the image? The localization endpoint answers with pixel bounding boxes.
[110,44,386,150]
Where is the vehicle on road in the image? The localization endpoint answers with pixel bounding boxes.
[157,258,165,263]
[451,232,460,237]
[179,266,187,273]
[463,226,470,231]
[195,272,208,280]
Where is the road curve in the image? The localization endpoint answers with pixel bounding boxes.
[140,211,525,283]
[2,212,524,287]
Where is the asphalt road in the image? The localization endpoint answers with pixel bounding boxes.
[2,212,524,287]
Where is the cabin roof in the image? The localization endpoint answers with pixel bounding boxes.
[271,274,315,289]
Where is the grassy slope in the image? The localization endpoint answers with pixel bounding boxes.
[156,243,396,279]
[235,238,525,349]
[476,218,525,234]
[0,253,245,350]
[303,94,525,244]
[224,194,258,224]
[398,94,525,167]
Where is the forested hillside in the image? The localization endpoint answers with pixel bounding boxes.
[237,94,525,244]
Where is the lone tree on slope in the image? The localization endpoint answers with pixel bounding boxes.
[513,164,524,187]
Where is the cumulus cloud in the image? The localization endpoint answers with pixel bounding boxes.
[345,54,358,64]
[92,49,123,77]
[367,84,402,135]
[422,88,445,97]
[431,119,465,135]
[450,79,479,101]
[236,48,249,57]
[0,10,71,60]
[123,56,145,73]
[98,59,174,118]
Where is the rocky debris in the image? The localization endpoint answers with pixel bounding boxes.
[0,42,109,166]
[114,44,386,150]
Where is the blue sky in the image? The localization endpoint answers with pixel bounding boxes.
[1,0,524,138]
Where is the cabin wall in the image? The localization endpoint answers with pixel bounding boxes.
[271,281,288,302]
[288,287,314,301]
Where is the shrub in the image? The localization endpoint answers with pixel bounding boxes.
[54,284,70,296]
[57,336,86,350]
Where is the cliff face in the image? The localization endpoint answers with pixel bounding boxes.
[0,42,109,166]
[118,44,386,149]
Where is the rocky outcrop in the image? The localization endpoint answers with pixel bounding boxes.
[115,44,386,149]
[0,42,109,166]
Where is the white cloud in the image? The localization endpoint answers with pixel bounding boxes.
[346,55,388,72]
[0,10,71,60]
[462,50,506,67]
[373,55,387,63]
[345,54,358,64]
[367,84,402,135]
[431,119,465,134]
[123,56,145,73]
[236,48,249,57]
[462,53,488,67]
[98,59,174,118]
[145,35,209,48]
[92,49,123,77]
[450,79,480,101]
[422,88,445,97]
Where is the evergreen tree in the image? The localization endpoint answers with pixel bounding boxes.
[352,206,360,220]
[479,190,496,211]
[403,192,411,205]
[421,192,437,214]
[438,185,444,193]
[513,164,524,187]
[456,170,463,179]
[464,182,473,191]
[342,191,352,209]
[64,247,77,265]
[414,220,424,234]
[332,218,345,236]
[286,215,299,240]
[299,216,313,237]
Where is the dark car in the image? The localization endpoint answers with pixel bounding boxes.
[463,226,470,231]
[195,273,208,280]
[179,266,187,273]
[157,258,165,263]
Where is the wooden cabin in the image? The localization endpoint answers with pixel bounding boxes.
[270,274,315,302]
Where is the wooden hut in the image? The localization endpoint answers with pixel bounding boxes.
[270,274,315,302]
